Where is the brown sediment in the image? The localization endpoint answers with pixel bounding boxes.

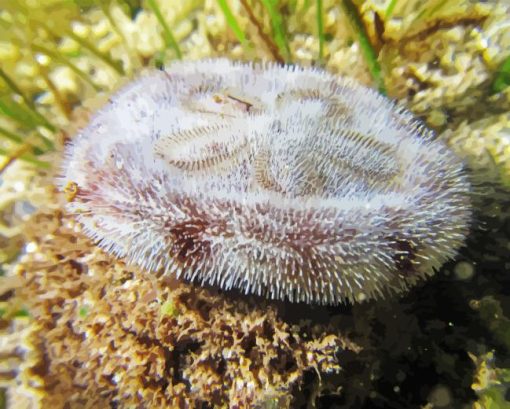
[239,0,285,63]
[388,15,488,45]
[12,209,358,408]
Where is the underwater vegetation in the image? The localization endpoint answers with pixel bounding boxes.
[0,0,509,408]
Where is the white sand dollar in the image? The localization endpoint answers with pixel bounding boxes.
[61,59,472,304]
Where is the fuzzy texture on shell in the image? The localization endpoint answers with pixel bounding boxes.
[61,59,472,304]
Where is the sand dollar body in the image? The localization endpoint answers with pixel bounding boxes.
[62,59,471,304]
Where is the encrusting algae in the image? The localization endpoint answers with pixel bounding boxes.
[14,209,357,408]
[1,0,510,408]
